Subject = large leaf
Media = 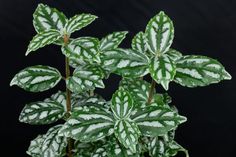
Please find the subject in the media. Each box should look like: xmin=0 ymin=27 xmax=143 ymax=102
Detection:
xmin=27 ymin=135 xmax=45 ymax=157
xmin=174 ymin=55 xmax=232 ymax=87
xmin=26 ymin=29 xmax=61 ymax=55
xmin=41 ymin=125 xmax=67 ymax=157
xmin=58 ymin=105 xmax=114 ymax=142
xmin=100 ymin=31 xmax=128 ymax=51
xmin=10 ymin=65 xmax=62 ymax=92
xmin=65 ymin=14 xmax=97 ymax=34
xmin=149 ymin=55 xmax=176 ymax=90
xmin=101 ymin=48 xmax=149 ymax=77
xmin=131 ymin=31 xmax=147 ymax=54
xmin=33 ymin=3 xmax=67 ymax=33
xmin=61 ymin=37 xmax=100 ymax=64
xmin=111 ymin=88 xmax=133 ymax=119
xmin=67 ymin=65 xmax=105 ymax=93
xmin=131 ymin=106 xmax=187 ymax=137
xmin=145 ymin=11 xmax=174 ymax=55
xmin=114 ymin=120 xmax=140 ymax=153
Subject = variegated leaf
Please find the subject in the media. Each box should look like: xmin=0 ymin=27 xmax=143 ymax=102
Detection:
xmin=100 ymin=31 xmax=128 ymax=51
xmin=148 ymin=137 xmax=165 ymax=157
xmin=10 ymin=65 xmax=62 ymax=92
xmin=58 ymin=105 xmax=114 ymax=142
xmin=131 ymin=31 xmax=147 ymax=54
xmin=33 ymin=3 xmax=67 ymax=33
xmin=65 ymin=13 xmax=97 ymax=34
xmin=27 ymin=135 xmax=45 ymax=157
xmin=101 ymin=48 xmax=149 ymax=78
xmin=26 ymin=29 xmax=61 ymax=55
xmin=111 ymin=88 xmax=133 ymax=119
xmin=67 ymin=65 xmax=105 ymax=93
xmin=145 ymin=11 xmax=174 ymax=55
xmin=131 ymin=106 xmax=187 ymax=137
xmin=91 ymin=146 xmax=107 ymax=157
xmin=174 ymin=55 xmax=232 ymax=87
xmin=42 ymin=125 xmax=67 ymax=157
xmin=61 ymin=37 xmax=100 ymax=64
xmin=166 ymin=141 xmax=188 ymax=157
xmin=149 ymin=55 xmax=176 ymax=90
xmin=165 ymin=49 xmax=183 ymax=62
xmin=114 ymin=120 xmax=140 ymax=153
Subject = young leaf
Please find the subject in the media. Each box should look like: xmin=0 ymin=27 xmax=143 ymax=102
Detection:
xmin=174 ymin=55 xmax=232 ymax=87
xmin=33 ymin=3 xmax=67 ymax=33
xmin=66 ymin=65 xmax=105 ymax=93
xmin=65 ymin=13 xmax=97 ymax=34
xmin=101 ymin=48 xmax=149 ymax=78
xmin=58 ymin=105 xmax=114 ymax=142
xmin=10 ymin=65 xmax=62 ymax=92
xmin=100 ymin=31 xmax=128 ymax=51
xmin=149 ymin=55 xmax=176 ymax=90
xmin=131 ymin=106 xmax=187 ymax=137
xmin=41 ymin=125 xmax=67 ymax=157
xmin=61 ymin=37 xmax=100 ymax=64
xmin=165 ymin=49 xmax=183 ymax=62
xmin=145 ymin=11 xmax=174 ymax=55
xmin=114 ymin=120 xmax=140 ymax=153
xmin=27 ymin=135 xmax=45 ymax=157
xmin=26 ymin=29 xmax=61 ymax=55
xmin=111 ymin=88 xmax=133 ymax=119
xmin=131 ymin=31 xmax=147 ymax=54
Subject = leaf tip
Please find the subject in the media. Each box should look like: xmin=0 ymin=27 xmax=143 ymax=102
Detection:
xmin=223 ymin=69 xmax=232 ymax=80
xmin=161 ymin=80 xmax=169 ymax=91
xmin=10 ymin=75 xmax=17 ymax=86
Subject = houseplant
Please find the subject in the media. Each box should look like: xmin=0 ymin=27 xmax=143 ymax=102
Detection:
xmin=10 ymin=3 xmax=231 ymax=157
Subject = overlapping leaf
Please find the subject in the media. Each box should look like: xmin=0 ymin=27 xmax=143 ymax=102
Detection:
xmin=58 ymin=105 xmax=114 ymax=142
xmin=131 ymin=31 xmax=147 ymax=54
xmin=165 ymin=49 xmax=183 ymax=62
xmin=174 ymin=55 xmax=232 ymax=87
xmin=27 ymin=135 xmax=45 ymax=157
xmin=10 ymin=65 xmax=62 ymax=92
xmin=131 ymin=106 xmax=187 ymax=137
xmin=149 ymin=55 xmax=176 ymax=90
xmin=101 ymin=48 xmax=149 ymax=77
xmin=100 ymin=31 xmax=128 ymax=51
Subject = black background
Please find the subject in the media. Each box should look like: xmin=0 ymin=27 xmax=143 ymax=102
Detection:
xmin=1 ymin=0 xmax=236 ymax=156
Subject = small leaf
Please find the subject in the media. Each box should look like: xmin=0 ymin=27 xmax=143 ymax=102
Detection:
xmin=41 ymin=125 xmax=67 ymax=157
xmin=91 ymin=146 xmax=107 ymax=157
xmin=165 ymin=49 xmax=183 ymax=62
xmin=174 ymin=55 xmax=232 ymax=87
xmin=66 ymin=65 xmax=105 ymax=93
xmin=148 ymin=137 xmax=165 ymax=157
xmin=114 ymin=120 xmax=140 ymax=153
xmin=131 ymin=31 xmax=147 ymax=54
xmin=27 ymin=135 xmax=45 ymax=157
xmin=100 ymin=31 xmax=128 ymax=51
xmin=111 ymin=88 xmax=133 ymax=119
xmin=58 ymin=105 xmax=114 ymax=142
xmin=65 ymin=13 xmax=97 ymax=34
xmin=101 ymin=48 xmax=149 ymax=78
xmin=145 ymin=11 xmax=174 ymax=55
xmin=61 ymin=37 xmax=100 ymax=64
xmin=10 ymin=65 xmax=62 ymax=92
xmin=166 ymin=141 xmax=188 ymax=157
xmin=33 ymin=3 xmax=67 ymax=33
xmin=149 ymin=55 xmax=176 ymax=90
xmin=26 ymin=29 xmax=61 ymax=55
xmin=131 ymin=106 xmax=187 ymax=137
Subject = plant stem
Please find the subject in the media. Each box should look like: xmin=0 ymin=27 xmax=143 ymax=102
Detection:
xmin=147 ymin=79 xmax=156 ymax=104
xmin=64 ymin=34 xmax=73 ymax=157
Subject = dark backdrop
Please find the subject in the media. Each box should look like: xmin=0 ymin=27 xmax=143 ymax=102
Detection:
xmin=1 ymin=0 xmax=235 ymax=156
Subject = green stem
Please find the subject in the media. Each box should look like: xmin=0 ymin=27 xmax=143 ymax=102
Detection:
xmin=147 ymin=79 xmax=156 ymax=104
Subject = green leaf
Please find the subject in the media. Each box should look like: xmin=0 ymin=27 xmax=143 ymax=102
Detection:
xmin=33 ymin=3 xmax=67 ymax=33
xmin=61 ymin=37 xmax=100 ymax=64
xmin=114 ymin=120 xmax=140 ymax=153
xmin=10 ymin=65 xmax=62 ymax=92
xmin=65 ymin=13 xmax=97 ymax=34
xmin=58 ymin=105 xmax=114 ymax=142
xmin=27 ymin=135 xmax=45 ymax=157
xmin=165 ymin=49 xmax=183 ymax=62
xmin=111 ymin=88 xmax=133 ymax=119
xmin=131 ymin=31 xmax=147 ymax=54
xmin=101 ymin=48 xmax=149 ymax=78
xmin=100 ymin=31 xmax=128 ymax=51
xmin=120 ymin=78 xmax=152 ymax=106
xmin=149 ymin=55 xmax=176 ymax=90
xmin=166 ymin=141 xmax=188 ymax=157
xmin=174 ymin=55 xmax=232 ymax=87
xmin=91 ymin=146 xmax=107 ymax=157
xmin=26 ymin=29 xmax=61 ymax=55
xmin=131 ymin=106 xmax=187 ymax=137
xmin=145 ymin=11 xmax=174 ymax=55
xmin=67 ymin=65 xmax=105 ymax=93
xmin=41 ymin=125 xmax=67 ymax=157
